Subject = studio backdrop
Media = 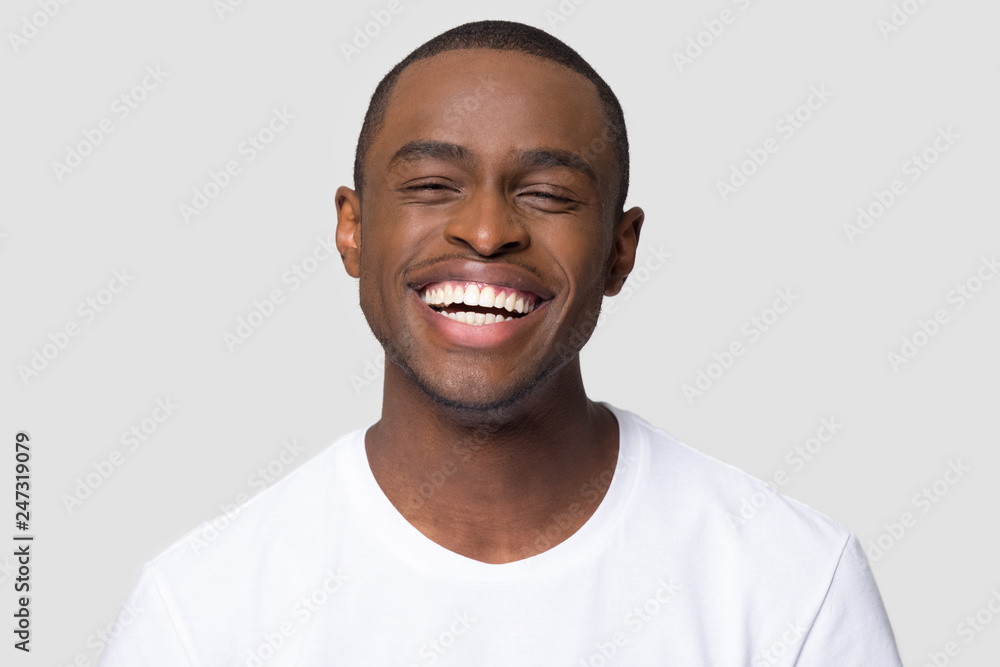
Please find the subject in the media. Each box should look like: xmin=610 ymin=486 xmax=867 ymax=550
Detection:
xmin=1 ymin=0 xmax=998 ymax=665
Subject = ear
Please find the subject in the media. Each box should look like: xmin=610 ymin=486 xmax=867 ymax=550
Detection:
xmin=604 ymin=206 xmax=644 ymax=296
xmin=335 ymin=186 xmax=362 ymax=279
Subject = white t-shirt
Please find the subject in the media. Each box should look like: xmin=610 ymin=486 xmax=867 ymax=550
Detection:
xmin=101 ymin=404 xmax=902 ymax=666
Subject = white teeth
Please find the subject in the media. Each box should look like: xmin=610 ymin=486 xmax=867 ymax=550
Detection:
xmin=504 ymin=292 xmax=516 ymax=311
xmin=423 ymin=282 xmax=541 ymax=323
xmin=480 ymin=286 xmax=495 ymax=308
xmin=439 ymin=310 xmax=512 ymax=326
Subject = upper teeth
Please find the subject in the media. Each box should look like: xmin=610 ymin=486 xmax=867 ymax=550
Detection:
xmin=421 ymin=282 xmax=535 ymax=314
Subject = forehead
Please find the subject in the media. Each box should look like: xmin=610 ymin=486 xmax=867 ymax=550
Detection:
xmin=373 ymin=48 xmax=610 ymax=176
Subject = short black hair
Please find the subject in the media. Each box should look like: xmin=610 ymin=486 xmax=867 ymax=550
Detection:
xmin=352 ymin=19 xmax=630 ymax=215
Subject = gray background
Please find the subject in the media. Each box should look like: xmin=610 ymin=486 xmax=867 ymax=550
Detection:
xmin=1 ymin=0 xmax=998 ymax=664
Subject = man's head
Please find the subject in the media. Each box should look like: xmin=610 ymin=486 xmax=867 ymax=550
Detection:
xmin=336 ymin=20 xmax=643 ymax=416
xmin=353 ymin=20 xmax=631 ymax=219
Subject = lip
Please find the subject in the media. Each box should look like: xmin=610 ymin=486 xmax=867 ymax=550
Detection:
xmin=406 ymin=259 xmax=554 ymax=349
xmin=407 ymin=259 xmax=555 ymax=302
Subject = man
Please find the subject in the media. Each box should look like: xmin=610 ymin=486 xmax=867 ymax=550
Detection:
xmin=102 ymin=20 xmax=903 ymax=665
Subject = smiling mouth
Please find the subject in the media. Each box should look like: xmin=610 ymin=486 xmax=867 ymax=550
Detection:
xmin=420 ymin=281 xmax=539 ymax=326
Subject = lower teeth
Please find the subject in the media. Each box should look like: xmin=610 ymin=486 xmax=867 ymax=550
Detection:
xmin=438 ymin=311 xmax=509 ymax=325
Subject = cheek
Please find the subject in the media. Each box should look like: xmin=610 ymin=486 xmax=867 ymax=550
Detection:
xmin=356 ymin=261 xmax=381 ymax=324
xmin=357 ymin=235 xmax=396 ymax=316
xmin=357 ymin=210 xmax=428 ymax=308
xmin=361 ymin=201 xmax=418 ymax=264
xmin=541 ymin=227 xmax=610 ymax=283
xmin=369 ymin=199 xmax=439 ymax=249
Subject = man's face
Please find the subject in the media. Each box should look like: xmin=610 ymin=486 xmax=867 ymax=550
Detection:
xmin=338 ymin=49 xmax=639 ymax=411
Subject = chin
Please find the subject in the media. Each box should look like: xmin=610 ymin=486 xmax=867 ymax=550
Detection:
xmin=420 ymin=375 xmax=533 ymax=413
xmin=398 ymin=359 xmax=544 ymax=415
xmin=372 ymin=318 xmax=564 ymax=416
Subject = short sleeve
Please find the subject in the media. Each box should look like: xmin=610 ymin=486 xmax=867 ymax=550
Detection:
xmin=99 ymin=567 xmax=194 ymax=667
xmin=794 ymin=535 xmax=903 ymax=666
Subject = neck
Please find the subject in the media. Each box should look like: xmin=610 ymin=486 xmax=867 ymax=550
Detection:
xmin=365 ymin=358 xmax=619 ymax=564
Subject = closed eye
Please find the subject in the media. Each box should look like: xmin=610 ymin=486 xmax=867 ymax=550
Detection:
xmin=397 ymin=181 xmax=462 ymax=206
xmin=525 ymin=192 xmax=572 ymax=202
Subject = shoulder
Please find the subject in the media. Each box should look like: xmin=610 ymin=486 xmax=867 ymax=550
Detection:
xmin=102 ymin=427 xmax=368 ymax=661
xmin=607 ymin=405 xmax=899 ymax=658
xmin=609 ymin=404 xmax=853 ymax=575
xmin=145 ymin=425 xmax=366 ymax=583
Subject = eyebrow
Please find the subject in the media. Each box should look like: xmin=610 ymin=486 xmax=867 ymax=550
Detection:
xmin=388 ymin=140 xmax=596 ymax=182
xmin=389 ymin=140 xmax=476 ymax=169
xmin=511 ymin=148 xmax=596 ymax=183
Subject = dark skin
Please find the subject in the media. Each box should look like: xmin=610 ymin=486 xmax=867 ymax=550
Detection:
xmin=335 ymin=49 xmax=644 ymax=564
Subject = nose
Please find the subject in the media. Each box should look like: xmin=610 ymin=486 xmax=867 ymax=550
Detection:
xmin=443 ymin=189 xmax=530 ymax=257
